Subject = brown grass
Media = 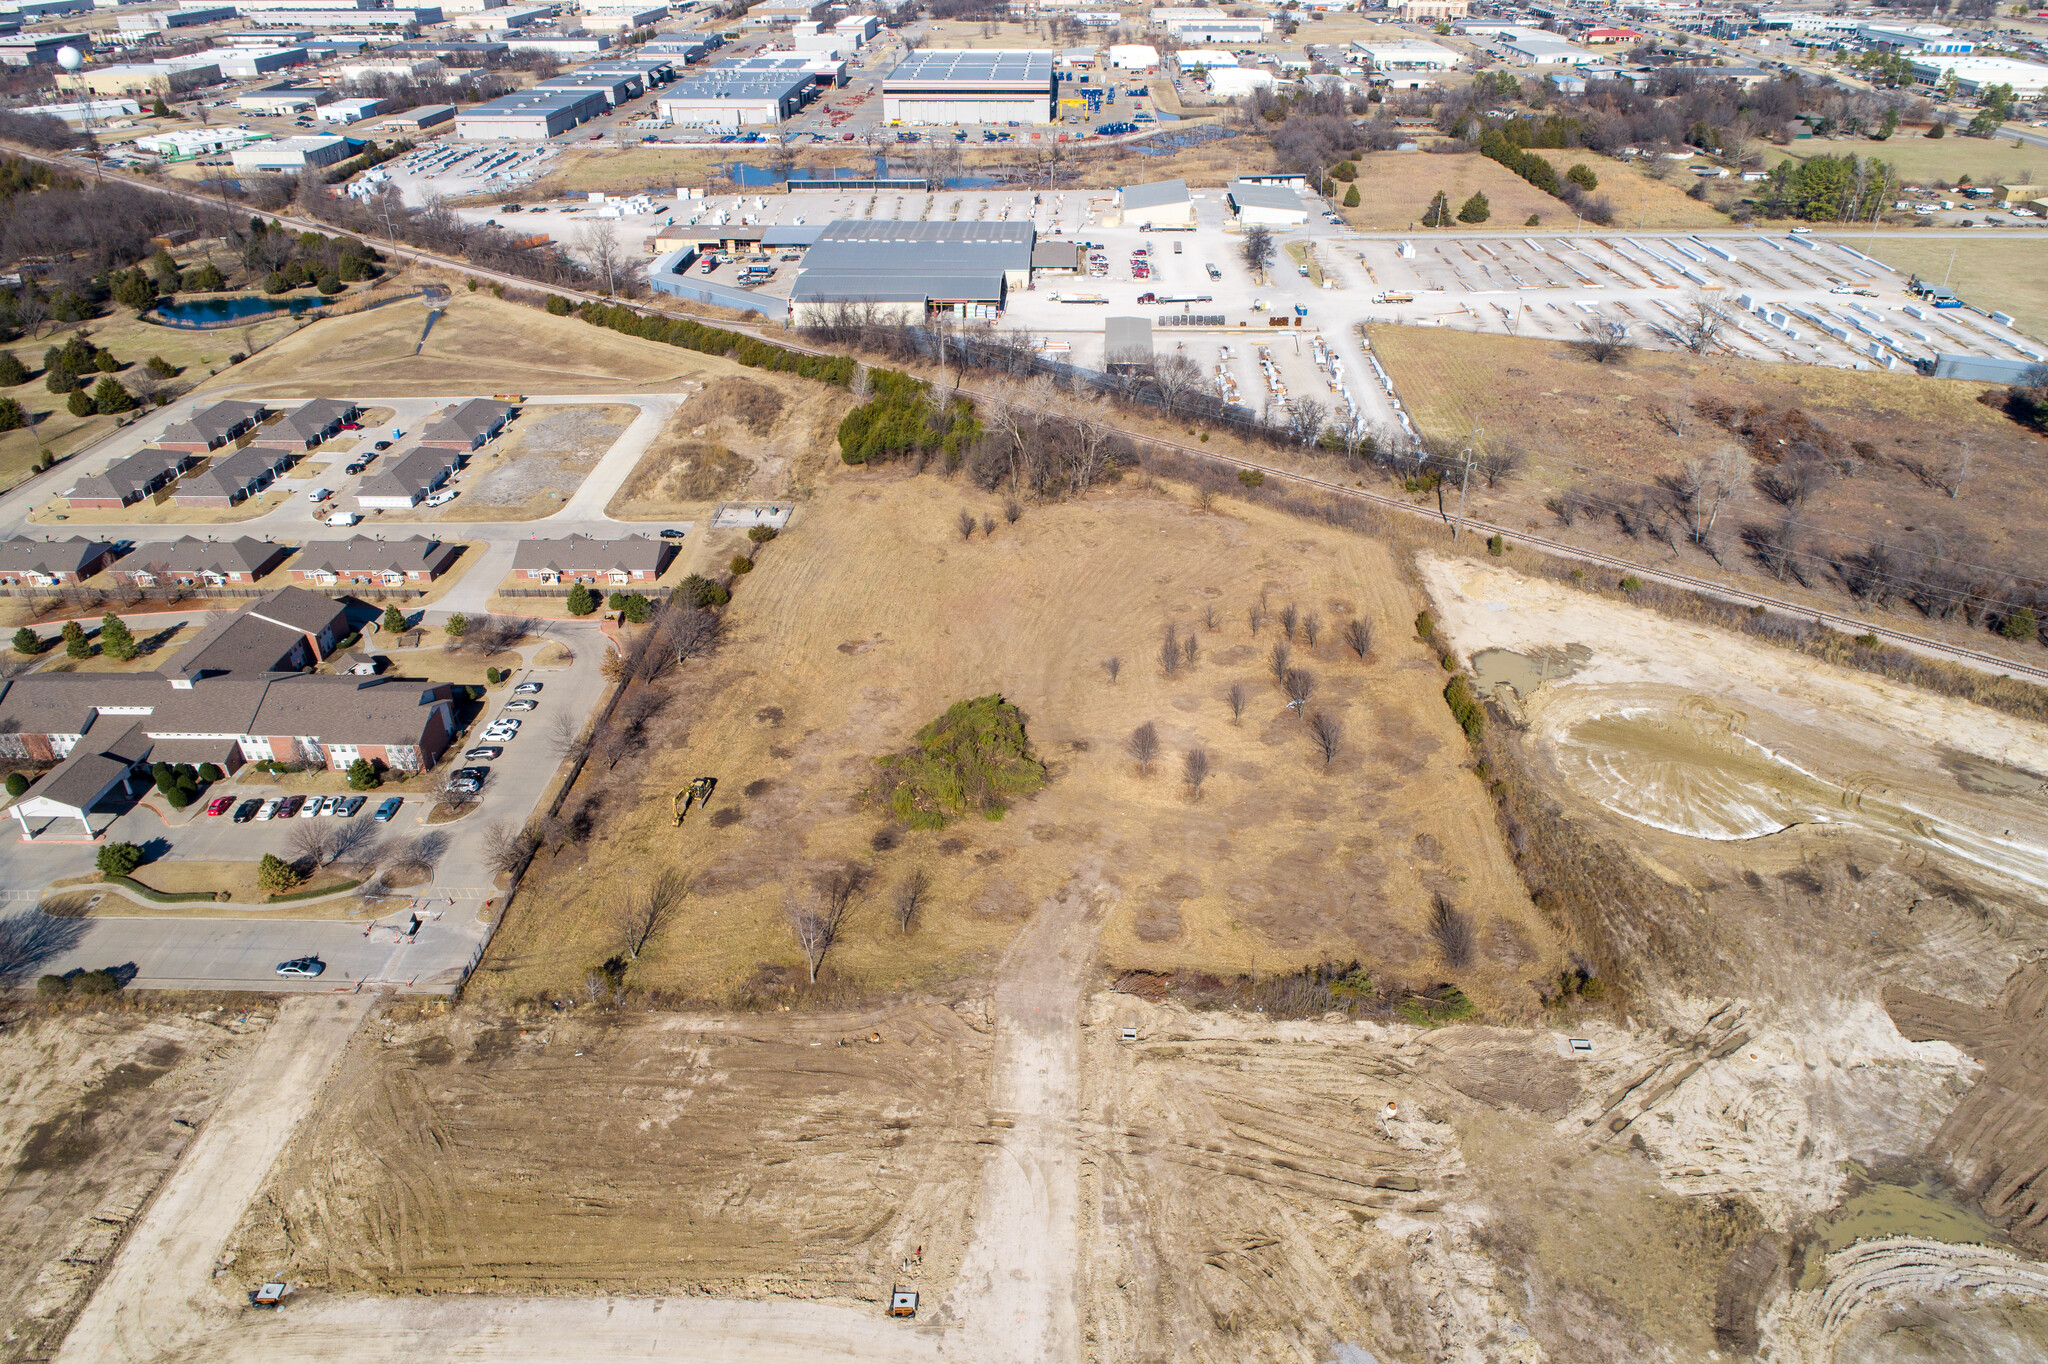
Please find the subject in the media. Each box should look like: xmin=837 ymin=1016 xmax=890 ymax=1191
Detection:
xmin=606 ymin=372 xmax=851 ymax=521
xmin=1366 ymin=322 xmax=2048 ymax=659
xmin=479 ymin=465 xmax=1558 ymax=1015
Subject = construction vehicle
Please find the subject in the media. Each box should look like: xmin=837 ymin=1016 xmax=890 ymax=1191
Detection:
xmin=673 ymin=776 xmax=717 ymax=826
xmin=888 ymin=1288 xmax=919 ymax=1318
xmin=251 ymin=1283 xmax=290 ymax=1309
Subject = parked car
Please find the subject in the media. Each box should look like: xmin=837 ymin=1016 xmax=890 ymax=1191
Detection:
xmin=345 ymin=461 xmax=368 ymax=475
xmin=513 ymin=681 xmax=543 ymax=694
xmin=503 ymin=699 xmax=537 ymax=713
xmin=257 ymin=797 xmax=283 ymax=820
xmin=425 ymin=489 xmax=457 ymax=507
xmin=464 ymin=746 xmax=503 ymax=761
xmin=339 ymin=795 xmax=365 ymax=817
xmin=233 ymin=799 xmax=262 ymax=823
xmin=318 ymin=795 xmax=339 ymax=816
xmin=374 ymin=440 xmax=392 ymax=451
xmin=277 ymin=795 xmax=304 ymax=818
xmin=373 ymin=796 xmax=403 ymax=822
xmin=308 ymin=487 xmax=332 ymax=503
xmin=206 ymin=795 xmax=234 ymax=817
xmin=275 ymin=957 xmax=325 ymax=978
xmin=660 ymin=527 xmax=685 ymax=539
xmin=298 ymin=795 xmax=322 ymax=818
xmin=487 ymin=716 xmax=521 ymax=731
xmin=449 ymin=767 xmax=489 ymax=794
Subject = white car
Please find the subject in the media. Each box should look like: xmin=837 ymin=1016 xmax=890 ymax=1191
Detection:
xmin=2013 ymin=207 xmax=2039 ymax=218
xmin=298 ymin=796 xmax=322 ymax=818
xmin=318 ymin=795 xmax=339 ymax=816
xmin=308 ymin=487 xmax=332 ymax=503
xmin=425 ymin=489 xmax=457 ymax=507
xmin=256 ymin=797 xmax=282 ymax=820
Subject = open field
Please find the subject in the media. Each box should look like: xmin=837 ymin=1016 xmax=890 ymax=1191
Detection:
xmin=378 ymin=404 xmax=635 ymax=523
xmin=1366 ymin=322 xmax=2048 ymax=665
xmin=606 ymin=374 xmax=852 ymax=521
xmin=1766 ymin=134 xmax=2045 ymax=186
xmin=1340 ymin=150 xmax=1728 ymax=232
xmin=1525 ymin=149 xmax=1734 ymax=229
xmin=1846 ymin=238 xmax=2048 ymax=342
xmin=486 ymin=464 xmax=1554 ymax=1010
xmin=0 ymin=1006 xmax=270 ymax=1363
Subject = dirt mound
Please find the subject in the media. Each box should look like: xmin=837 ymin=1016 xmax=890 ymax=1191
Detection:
xmin=1887 ymin=961 xmax=2048 ymax=1254
xmin=695 ymin=376 xmax=787 ymax=435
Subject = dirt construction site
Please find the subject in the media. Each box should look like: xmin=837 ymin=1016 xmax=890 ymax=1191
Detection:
xmin=8 ymin=375 xmax=2048 ymax=1363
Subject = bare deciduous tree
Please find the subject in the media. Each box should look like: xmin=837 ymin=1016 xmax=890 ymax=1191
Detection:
xmin=1428 ymin=893 xmax=1474 ymax=968
xmin=482 ymin=818 xmax=539 ymax=879
xmin=1283 ymin=668 xmax=1316 ymax=714
xmin=894 ymin=866 xmax=930 ymax=933
xmin=787 ymin=863 xmax=870 ymax=983
xmin=1004 ymin=497 xmax=1022 ymax=524
xmin=1239 ymin=224 xmax=1275 ymax=279
xmin=1247 ymin=601 xmax=1265 ymax=637
xmin=1581 ymin=314 xmax=1632 ymax=364
xmin=1126 ymin=721 xmax=1160 ymax=775
xmin=1673 ymin=290 xmax=1729 ymax=355
xmin=1181 ymin=633 xmax=1198 ymax=668
xmin=1307 ymin=711 xmax=1342 ymax=768
xmin=615 ymin=867 xmax=688 ymax=962
xmin=1343 ymin=618 xmax=1371 ymax=660
xmin=549 ymin=712 xmax=591 ymax=765
xmin=1160 ymin=622 xmax=1181 ymax=676
xmin=1102 ymin=655 xmax=1122 ymax=683
xmin=1280 ymin=603 xmax=1300 ymax=640
xmin=1203 ymin=605 xmax=1218 ymax=630
xmin=1226 ymin=680 xmax=1247 ymax=724
xmin=1182 ymin=748 xmax=1210 ymax=799
xmin=330 ymin=819 xmax=382 ymax=871
xmin=579 ymin=218 xmax=623 ymax=295
xmin=1268 ymin=640 xmax=1291 ymax=681
xmin=1301 ymin=612 xmax=1321 ymax=650
xmin=287 ymin=821 xmax=337 ymax=870
xmin=957 ymin=508 xmax=976 ymax=540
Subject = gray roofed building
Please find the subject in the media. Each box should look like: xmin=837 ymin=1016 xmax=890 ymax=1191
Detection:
xmin=247 ymin=584 xmax=351 ymax=643
xmin=356 ymin=447 xmax=459 ymax=507
xmin=416 ymin=398 xmax=513 ymax=451
xmin=332 ymin=650 xmax=382 ymax=675
xmin=63 ymin=448 xmax=198 ymax=508
xmin=158 ymin=399 xmax=268 ymax=451
xmin=1226 ymin=179 xmax=1309 ymax=226
xmin=9 ymin=719 xmax=153 ymax=839
xmin=269 ymin=398 xmax=361 ymax=449
xmin=289 ymin=536 xmax=462 ymax=583
xmin=114 ymin=535 xmax=291 ymax=585
xmin=248 ymin=675 xmax=455 ymax=751
xmin=1119 ymin=178 xmax=1191 ymax=216
xmin=1031 ymin=239 xmax=1082 ymax=274
xmin=790 ymin=220 xmax=1036 ymax=321
xmin=655 ymin=57 xmax=817 ymax=125
xmin=165 ymin=611 xmax=318 ymax=678
xmin=172 ymin=444 xmax=300 ymax=507
xmin=0 ymin=536 xmax=118 ymax=585
xmin=882 ymin=48 xmax=1056 ymax=124
xmin=512 ymin=533 xmax=672 ymax=582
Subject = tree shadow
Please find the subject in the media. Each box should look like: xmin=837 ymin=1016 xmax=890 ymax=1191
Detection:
xmin=0 ymin=912 xmax=89 ymax=985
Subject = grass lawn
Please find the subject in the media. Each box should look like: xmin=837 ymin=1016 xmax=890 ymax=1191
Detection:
xmin=1852 ymin=237 xmax=2048 ymax=343
xmin=30 ymin=622 xmax=199 ymax=674
xmin=1766 ymin=134 xmax=2047 ymax=186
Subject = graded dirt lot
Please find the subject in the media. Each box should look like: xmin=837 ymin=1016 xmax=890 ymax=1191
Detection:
xmin=0 ymin=1005 xmax=269 ymax=1363
xmin=1367 ymin=321 xmax=2048 ymax=666
xmin=392 ymin=403 xmax=635 ymax=522
xmin=606 ymin=374 xmax=853 ymax=521
xmin=488 ymin=467 xmax=1556 ymax=1013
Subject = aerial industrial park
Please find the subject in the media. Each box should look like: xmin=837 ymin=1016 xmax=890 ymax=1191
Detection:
xmin=0 ymin=0 xmax=2046 ymax=1361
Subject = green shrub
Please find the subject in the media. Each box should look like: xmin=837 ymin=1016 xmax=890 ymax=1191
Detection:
xmin=0 ymin=397 xmax=23 ymax=432
xmin=1525 ymin=214 xmax=1540 ymax=226
xmin=1398 ymin=986 xmax=1475 ymax=1027
xmin=1619 ymin=575 xmax=1642 ymax=593
xmin=1238 ymin=468 xmax=1264 ymax=488
xmin=682 ymin=574 xmax=729 ymax=609
xmin=66 ymin=389 xmax=93 ymax=418
xmin=199 ymin=763 xmax=224 ymax=783
xmin=2001 ymin=606 xmax=2037 ymax=642
xmin=258 ymin=853 xmax=301 ymax=894
xmin=1443 ymin=675 xmax=1484 ymax=744
xmin=70 ymin=968 xmax=119 ymax=996
xmin=12 ymin=625 xmax=42 ymax=654
xmin=97 ymin=842 xmax=144 ymax=877
xmin=1413 ymin=611 xmax=1433 ymax=641
xmin=37 ymin=974 xmax=67 ymax=998
xmin=0 ymin=351 xmax=26 ymax=386
xmin=728 ymin=554 xmax=754 ymax=575
xmin=545 ymin=294 xmax=572 ymax=315
xmin=747 ymin=525 xmax=777 ymax=544
xmin=565 ymin=582 xmax=597 ymax=616
xmin=5 ymin=772 xmax=27 ymax=798
xmin=347 ymin=758 xmax=379 ymax=790
xmin=485 ymin=666 xmax=501 ymax=685
xmin=878 ymin=694 xmax=1047 ymax=830
xmin=95 ymin=352 xmax=120 ymax=374
xmin=145 ymin=354 xmax=177 ymax=378
xmin=264 ymin=272 xmax=291 ymax=294
xmin=1486 ymin=533 xmax=1505 ymax=556
xmin=317 ymin=274 xmax=344 ymax=295
xmin=63 ymin=620 xmax=89 ymax=659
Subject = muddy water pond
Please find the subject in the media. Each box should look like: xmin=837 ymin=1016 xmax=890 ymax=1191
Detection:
xmin=1470 ymin=645 xmax=1590 ymax=701
xmin=1798 ymin=1171 xmax=2008 ymax=1289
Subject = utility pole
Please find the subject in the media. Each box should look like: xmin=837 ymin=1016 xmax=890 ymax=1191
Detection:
xmin=1451 ymin=424 xmax=1480 ymax=543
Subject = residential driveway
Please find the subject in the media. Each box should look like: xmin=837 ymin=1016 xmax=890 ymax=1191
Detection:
xmin=0 ymin=622 xmax=614 ymax=994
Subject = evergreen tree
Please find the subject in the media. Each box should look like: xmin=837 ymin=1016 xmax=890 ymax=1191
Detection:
xmin=347 ymin=758 xmax=380 ymax=790
xmin=12 ymin=625 xmax=41 ymax=655
xmin=93 ymin=376 xmax=135 ymax=415
xmin=99 ymin=612 xmax=137 ymax=662
xmin=1456 ymin=192 xmax=1491 ymax=223
xmin=67 ymin=389 xmax=93 ymax=418
xmin=1343 ymin=183 xmax=1360 ymax=208
xmin=381 ymin=604 xmax=407 ymax=634
xmin=566 ymin=582 xmax=597 ymax=616
xmin=444 ymin=612 xmax=467 ymax=640
xmin=0 ymin=398 xmax=23 ymax=432
xmin=1421 ymin=190 xmax=1452 ymax=227
xmin=62 ymin=620 xmax=88 ymax=658
xmin=1566 ymin=163 xmax=1599 ymax=191
xmin=0 ymin=352 xmax=26 ymax=386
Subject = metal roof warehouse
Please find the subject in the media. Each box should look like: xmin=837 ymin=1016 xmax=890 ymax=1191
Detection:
xmin=454 ymin=88 xmax=608 ymax=140
xmin=656 ymin=57 xmax=818 ymax=126
xmin=882 ymin=48 xmax=1056 ymax=124
xmin=789 ymin=220 xmax=1036 ymax=324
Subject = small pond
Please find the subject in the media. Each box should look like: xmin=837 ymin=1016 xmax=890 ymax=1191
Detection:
xmin=148 ymin=295 xmax=332 ymax=329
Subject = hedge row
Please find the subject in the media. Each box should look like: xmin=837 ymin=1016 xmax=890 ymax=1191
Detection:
xmin=576 ymin=302 xmax=862 ymax=387
xmin=105 ymin=874 xmax=219 ymax=904
xmin=267 ymin=878 xmax=360 ymax=904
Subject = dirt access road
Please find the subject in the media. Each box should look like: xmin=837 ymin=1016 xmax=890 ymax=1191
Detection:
xmin=60 ymin=876 xmax=1104 ymax=1364
xmin=55 ymin=994 xmax=375 ymax=1364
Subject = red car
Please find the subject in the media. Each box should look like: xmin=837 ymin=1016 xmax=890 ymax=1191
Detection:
xmin=205 ymin=795 xmax=234 ymax=816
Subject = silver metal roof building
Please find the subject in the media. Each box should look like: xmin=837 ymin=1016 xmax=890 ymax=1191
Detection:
xmin=1226 ymin=179 xmax=1310 ymax=226
xmin=882 ymin=48 xmax=1056 ymax=124
xmin=454 ymin=88 xmax=607 ymax=140
xmin=656 ymin=56 xmax=816 ymax=126
xmin=790 ymin=220 xmax=1038 ymax=323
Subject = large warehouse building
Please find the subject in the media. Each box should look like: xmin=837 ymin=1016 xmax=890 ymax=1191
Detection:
xmin=656 ymin=56 xmax=817 ymax=126
xmin=454 ymin=87 xmax=607 ymax=139
xmin=790 ymin=220 xmax=1037 ymax=323
xmin=882 ymin=49 xmax=1055 ymax=125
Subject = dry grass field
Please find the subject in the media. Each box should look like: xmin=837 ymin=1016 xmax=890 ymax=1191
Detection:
xmin=1766 ymin=134 xmax=2045 ymax=186
xmin=1339 ymin=151 xmax=1728 ymax=232
xmin=1367 ymin=322 xmax=2048 ymax=660
xmin=1856 ymin=238 xmax=2048 ymax=343
xmin=482 ymin=465 xmax=1557 ymax=1015
xmin=1524 ymin=149 xmax=1733 ymax=229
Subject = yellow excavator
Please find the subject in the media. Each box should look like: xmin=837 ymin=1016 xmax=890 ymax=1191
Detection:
xmin=673 ymin=776 xmax=717 ymax=826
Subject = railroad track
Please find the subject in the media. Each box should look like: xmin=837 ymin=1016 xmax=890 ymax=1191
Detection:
xmin=18 ymin=141 xmax=2046 ymax=688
